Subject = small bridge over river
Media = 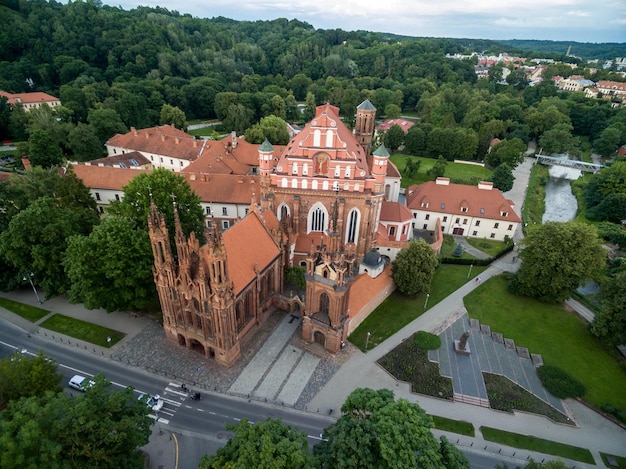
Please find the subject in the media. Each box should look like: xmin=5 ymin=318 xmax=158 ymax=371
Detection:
xmin=536 ymin=155 xmax=604 ymax=174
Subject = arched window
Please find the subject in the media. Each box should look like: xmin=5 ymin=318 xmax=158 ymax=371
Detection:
xmin=291 ymin=178 xmax=298 ymax=188
xmin=277 ymin=203 xmax=290 ymax=221
xmin=281 ymin=177 xmax=288 ymax=188
xmin=308 ymin=202 xmax=328 ymax=232
xmin=325 ymin=129 xmax=333 ymax=147
xmin=292 ymin=162 xmax=298 ymax=174
xmin=346 ymin=208 xmax=360 ymax=243
xmin=312 ymin=180 xmax=318 ymax=190
xmin=302 ymin=163 xmax=309 ymax=175
xmin=302 ymin=179 xmax=308 ymax=189
xmin=313 ymin=129 xmax=321 ymax=147
xmin=322 ymin=181 xmax=329 ymax=191
xmin=320 ymin=293 xmax=330 ymax=314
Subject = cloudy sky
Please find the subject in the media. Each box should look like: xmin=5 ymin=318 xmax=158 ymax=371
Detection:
xmin=102 ymin=0 xmax=626 ymax=44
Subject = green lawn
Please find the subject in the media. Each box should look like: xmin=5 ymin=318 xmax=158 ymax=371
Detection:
xmin=440 ymin=235 xmax=477 ymax=259
xmin=481 ymin=426 xmax=595 ymax=464
xmin=39 ymin=314 xmax=125 ymax=347
xmin=464 ymin=275 xmax=626 ymax=409
xmin=522 ymin=163 xmax=548 ymax=228
xmin=464 ymin=237 xmax=508 ymax=257
xmin=0 ymin=297 xmax=50 ymax=322
xmin=390 ymin=155 xmax=492 ymax=187
xmin=601 ymin=453 xmax=626 ymax=468
xmin=349 ymin=264 xmax=487 ymax=350
xmin=430 ymin=415 xmax=475 ymax=436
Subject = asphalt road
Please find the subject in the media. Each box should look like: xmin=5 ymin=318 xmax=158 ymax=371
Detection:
xmin=0 ymin=318 xmax=514 ymax=468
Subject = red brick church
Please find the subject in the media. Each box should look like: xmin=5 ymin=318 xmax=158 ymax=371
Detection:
xmin=148 ymin=101 xmax=399 ymax=365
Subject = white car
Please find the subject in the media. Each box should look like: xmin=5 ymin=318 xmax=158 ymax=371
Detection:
xmin=138 ymin=393 xmax=164 ymax=412
xmin=68 ymin=374 xmax=95 ymax=392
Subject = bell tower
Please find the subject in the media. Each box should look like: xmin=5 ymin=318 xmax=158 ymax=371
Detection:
xmin=354 ymin=99 xmax=376 ymax=157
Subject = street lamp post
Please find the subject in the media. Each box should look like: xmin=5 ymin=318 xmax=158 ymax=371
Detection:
xmin=424 ymin=293 xmax=430 ymax=310
xmin=467 ymin=264 xmax=474 ymax=279
xmin=365 ymin=331 xmax=371 ymax=351
xmin=23 ymin=272 xmax=41 ymax=304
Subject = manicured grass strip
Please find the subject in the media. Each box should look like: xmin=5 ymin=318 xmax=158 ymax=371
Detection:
xmin=440 ymin=235 xmax=478 ymax=259
xmin=522 ymin=163 xmax=548 ymax=228
xmin=390 ymin=154 xmax=493 ymax=187
xmin=0 ymin=297 xmax=50 ymax=322
xmin=600 ymin=453 xmax=626 ymax=468
xmin=464 ymin=237 xmax=508 ymax=257
xmin=349 ymin=264 xmax=488 ymax=350
xmin=40 ymin=314 xmax=125 ymax=347
xmin=481 ymin=426 xmax=595 ymax=464
xmin=430 ymin=415 xmax=475 ymax=436
xmin=464 ymin=275 xmax=626 ymax=410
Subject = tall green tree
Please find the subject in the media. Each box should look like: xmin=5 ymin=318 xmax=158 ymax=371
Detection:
xmin=199 ymin=418 xmax=315 ymax=469
xmin=244 ymin=115 xmax=290 ymax=145
xmin=314 ymin=388 xmax=469 ymax=469
xmin=87 ymin=108 xmax=127 ymax=144
xmin=0 ymin=196 xmax=98 ymax=297
xmin=107 ymin=168 xmax=205 ymax=248
xmin=0 ymin=351 xmax=61 ymax=410
xmin=67 ymin=123 xmax=103 ymax=162
xmin=589 ymin=270 xmax=626 ymax=347
xmin=27 ymin=129 xmax=64 ymax=168
xmin=64 ymin=216 xmax=156 ymax=312
xmin=510 ymin=222 xmax=606 ymax=303
xmin=484 ymin=138 xmax=526 ymax=169
xmin=159 ymin=104 xmax=187 ymax=130
xmin=383 ymin=124 xmax=405 ymax=152
xmin=491 ymin=164 xmax=514 ymax=192
xmin=0 ymin=375 xmax=151 ymax=469
xmin=392 ymin=238 xmax=439 ymax=296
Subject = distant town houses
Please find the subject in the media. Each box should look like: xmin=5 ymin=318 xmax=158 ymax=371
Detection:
xmin=0 ymin=90 xmax=61 ymax=112
xmin=446 ymin=52 xmax=626 ymax=106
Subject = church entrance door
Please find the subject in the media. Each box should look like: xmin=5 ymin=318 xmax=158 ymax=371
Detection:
xmin=314 ymin=331 xmax=325 ymax=346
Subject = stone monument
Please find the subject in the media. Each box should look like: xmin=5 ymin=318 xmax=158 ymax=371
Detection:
xmin=454 ymin=331 xmax=471 ymax=355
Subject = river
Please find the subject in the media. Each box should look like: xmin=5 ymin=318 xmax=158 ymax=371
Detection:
xmin=542 ymin=164 xmax=581 ymax=223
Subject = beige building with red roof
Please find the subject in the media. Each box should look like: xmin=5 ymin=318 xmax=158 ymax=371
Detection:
xmin=377 ymin=118 xmax=415 ymax=134
xmin=0 ymin=90 xmax=61 ymax=111
xmin=406 ymin=178 xmax=521 ymax=241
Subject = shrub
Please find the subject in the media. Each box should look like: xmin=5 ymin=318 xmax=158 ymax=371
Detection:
xmin=414 ymin=331 xmax=441 ymax=350
xmin=600 ymin=404 xmax=626 ymax=424
xmin=537 ymin=365 xmax=585 ymax=399
xmin=452 ymin=243 xmax=464 ymax=257
xmin=284 ymin=266 xmax=305 ymax=289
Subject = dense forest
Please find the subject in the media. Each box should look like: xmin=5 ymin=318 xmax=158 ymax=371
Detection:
xmin=1 ymin=0 xmax=625 ymax=166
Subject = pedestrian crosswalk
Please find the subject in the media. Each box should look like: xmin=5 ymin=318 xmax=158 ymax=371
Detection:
xmin=145 ymin=383 xmax=192 ymax=424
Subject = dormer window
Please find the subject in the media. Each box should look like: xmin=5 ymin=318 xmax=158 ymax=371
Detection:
xmin=461 ymin=207 xmax=468 ymax=212
xmin=480 ymin=208 xmax=485 ymax=214
xmin=501 ymin=211 xmax=508 ymax=217
xmin=441 ymin=203 xmax=445 ymax=209
xmin=421 ymin=202 xmax=429 ymax=208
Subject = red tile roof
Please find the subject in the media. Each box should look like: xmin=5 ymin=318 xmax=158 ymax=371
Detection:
xmin=71 ymin=164 xmax=149 ymax=190
xmin=348 ymin=266 xmax=394 ymax=319
xmin=85 ymin=151 xmax=151 ymax=168
xmin=222 ymin=212 xmax=281 ymax=295
xmin=377 ymin=119 xmax=415 ymax=133
xmin=181 ymin=135 xmax=261 ymax=175
xmin=406 ymin=180 xmax=521 ymax=222
xmin=106 ymin=125 xmax=204 ymax=162
xmin=379 ymin=201 xmax=413 ymax=223
xmin=0 ymin=90 xmax=60 ymax=105
xmin=386 ymin=160 xmax=401 ymax=178
xmin=184 ymin=174 xmax=259 ymax=204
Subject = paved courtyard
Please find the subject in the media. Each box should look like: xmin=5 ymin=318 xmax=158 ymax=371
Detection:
xmin=429 ymin=312 xmax=565 ymax=414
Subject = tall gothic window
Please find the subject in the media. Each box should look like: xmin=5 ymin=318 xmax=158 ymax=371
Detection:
xmin=320 ymin=293 xmax=330 ymax=314
xmin=346 ymin=208 xmax=360 ymax=243
xmin=308 ymin=203 xmax=328 ymax=232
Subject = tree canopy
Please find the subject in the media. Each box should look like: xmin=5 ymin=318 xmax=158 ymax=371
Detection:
xmin=0 ymin=374 xmax=151 ymax=469
xmin=199 ymin=418 xmax=315 ymax=469
xmin=510 ymin=222 xmax=606 ymax=303
xmin=314 ymin=388 xmax=469 ymax=469
xmin=392 ymin=239 xmax=439 ymax=296
xmin=64 ymin=216 xmax=157 ymax=312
